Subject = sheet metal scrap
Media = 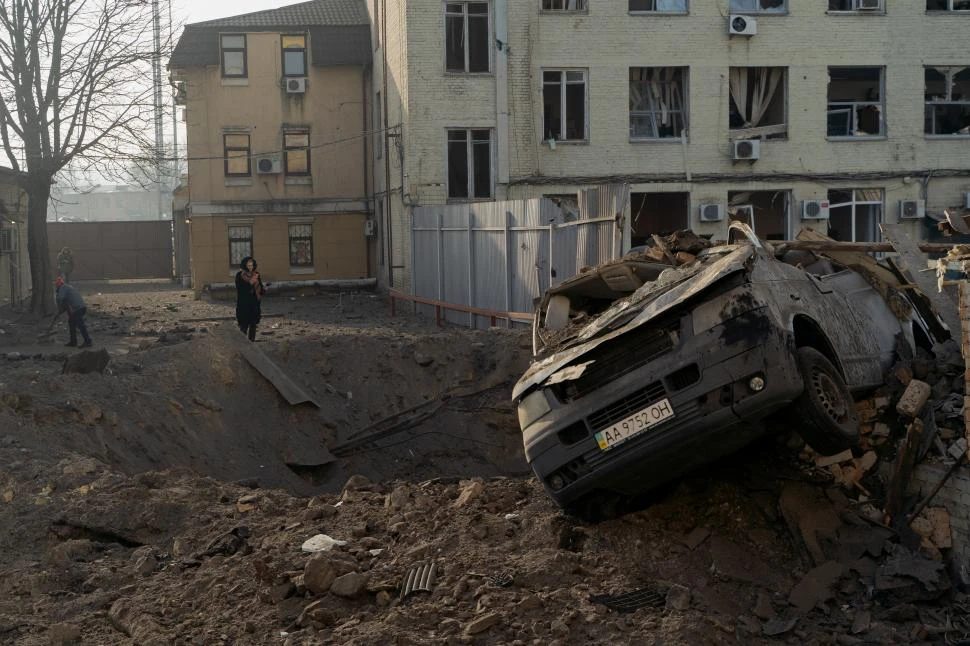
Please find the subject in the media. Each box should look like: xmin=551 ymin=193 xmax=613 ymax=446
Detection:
xmin=401 ymin=562 xmax=438 ymax=600
xmin=589 ymin=583 xmax=669 ymax=613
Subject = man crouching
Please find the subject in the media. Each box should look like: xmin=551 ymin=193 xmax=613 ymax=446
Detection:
xmin=53 ymin=276 xmax=93 ymax=348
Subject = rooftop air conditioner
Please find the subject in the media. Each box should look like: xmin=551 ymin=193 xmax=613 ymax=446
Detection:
xmin=699 ymin=203 xmax=724 ymax=223
xmin=802 ymin=200 xmax=830 ymax=220
xmin=286 ymin=77 xmax=307 ymax=94
xmin=256 ymin=155 xmax=282 ymax=174
xmin=729 ymin=15 xmax=757 ymax=36
xmin=854 ymin=0 xmax=882 ymax=10
xmin=733 ymin=139 xmax=760 ymax=161
xmin=899 ymin=199 xmax=925 ymax=220
xmin=364 ymin=219 xmax=377 ymax=237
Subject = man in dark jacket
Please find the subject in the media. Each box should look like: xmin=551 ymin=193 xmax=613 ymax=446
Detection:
xmin=53 ymin=276 xmax=93 ymax=348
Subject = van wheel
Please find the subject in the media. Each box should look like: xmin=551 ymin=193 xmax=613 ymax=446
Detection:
xmin=793 ymin=347 xmax=859 ymax=455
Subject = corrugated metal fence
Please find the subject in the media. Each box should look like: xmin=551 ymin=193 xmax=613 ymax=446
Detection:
xmin=411 ymin=185 xmax=629 ymax=327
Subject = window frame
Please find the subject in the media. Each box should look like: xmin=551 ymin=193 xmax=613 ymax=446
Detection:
xmin=281 ymin=34 xmax=308 ymax=78
xmin=826 ymin=188 xmax=884 ymax=243
xmin=542 ymin=68 xmax=589 ymax=143
xmin=283 ymin=129 xmax=311 ymax=176
xmin=220 ymin=33 xmax=248 ymax=79
xmin=541 ymin=0 xmax=588 ymax=14
xmin=728 ymin=66 xmax=789 ymax=140
xmin=827 ymin=0 xmax=886 ymax=13
xmin=629 ymin=66 xmax=689 ymax=141
xmin=728 ymin=0 xmax=788 ymax=14
xmin=228 ymin=224 xmax=253 ymax=267
xmin=288 ymin=222 xmax=314 ymax=267
xmin=924 ymin=66 xmax=970 ymax=137
xmin=628 ymin=0 xmax=688 ymax=14
xmin=223 ymin=133 xmax=252 ymax=177
xmin=444 ymin=1 xmax=492 ymax=75
xmin=826 ymin=66 xmax=886 ymax=140
xmin=927 ymin=0 xmax=970 ymax=11
xmin=446 ymin=128 xmax=494 ymax=201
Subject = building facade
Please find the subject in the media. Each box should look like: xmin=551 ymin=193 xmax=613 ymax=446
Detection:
xmin=0 ymin=167 xmax=29 ymax=308
xmin=370 ymin=0 xmax=970 ymax=290
xmin=170 ymin=0 xmax=374 ymax=290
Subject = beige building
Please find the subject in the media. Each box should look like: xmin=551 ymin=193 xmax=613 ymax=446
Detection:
xmin=0 ymin=167 xmax=29 ymax=308
xmin=170 ymin=0 xmax=374 ymax=290
xmin=370 ymin=0 xmax=970 ymax=291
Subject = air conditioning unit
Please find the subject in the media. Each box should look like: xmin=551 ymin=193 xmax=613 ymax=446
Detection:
xmin=733 ymin=139 xmax=761 ymax=161
xmin=699 ymin=203 xmax=724 ymax=223
xmin=286 ymin=77 xmax=307 ymax=94
xmin=729 ymin=15 xmax=757 ymax=37
xmin=899 ymin=199 xmax=925 ymax=220
xmin=802 ymin=200 xmax=830 ymax=220
xmin=364 ymin=219 xmax=377 ymax=237
xmin=733 ymin=205 xmax=755 ymax=221
xmin=854 ymin=0 xmax=882 ymax=10
xmin=256 ymin=155 xmax=282 ymax=174
xmin=964 ymin=191 xmax=970 ymax=209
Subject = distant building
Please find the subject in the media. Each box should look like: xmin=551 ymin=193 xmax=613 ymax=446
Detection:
xmin=0 ymin=167 xmax=29 ymax=308
xmin=169 ymin=0 xmax=373 ymax=291
xmin=48 ymin=184 xmax=172 ymax=222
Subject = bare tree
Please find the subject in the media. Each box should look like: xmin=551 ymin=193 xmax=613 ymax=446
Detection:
xmin=0 ymin=0 xmax=164 ymax=314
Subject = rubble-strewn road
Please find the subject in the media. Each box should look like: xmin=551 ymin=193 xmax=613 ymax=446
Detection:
xmin=0 ymin=283 xmax=968 ymax=645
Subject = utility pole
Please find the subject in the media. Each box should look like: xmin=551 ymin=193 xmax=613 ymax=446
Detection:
xmin=152 ymin=0 xmax=164 ymax=219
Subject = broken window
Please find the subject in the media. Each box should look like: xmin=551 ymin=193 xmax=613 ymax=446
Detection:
xmin=629 ymin=0 xmax=688 ymax=12
xmin=220 ymin=34 xmax=247 ymax=78
xmin=223 ymin=133 xmax=251 ymax=177
xmin=630 ymin=192 xmax=689 ymax=246
xmin=827 ymin=189 xmax=882 ymax=243
xmin=729 ymin=0 xmax=786 ymax=13
xmin=828 ymin=0 xmax=884 ymax=9
xmin=229 ymin=225 xmax=253 ymax=266
xmin=630 ymin=67 xmax=688 ymax=140
xmin=728 ymin=191 xmax=790 ymax=241
xmin=288 ymin=223 xmax=314 ymax=267
xmin=282 ymin=35 xmax=307 ymax=77
xmin=543 ymin=70 xmax=587 ymax=142
xmin=283 ymin=130 xmax=310 ymax=176
xmin=925 ymin=67 xmax=970 ymax=136
xmin=729 ymin=67 xmax=787 ymax=139
xmin=447 ymin=129 xmax=492 ymax=199
xmin=542 ymin=0 xmax=587 ymax=11
xmin=827 ymin=67 xmax=884 ymax=137
xmin=445 ymin=2 xmax=490 ymax=73
xmin=927 ymin=0 xmax=970 ymax=10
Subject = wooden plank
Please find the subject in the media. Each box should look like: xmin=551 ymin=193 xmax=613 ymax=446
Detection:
xmin=775 ymin=240 xmax=956 ymax=254
xmin=881 ymin=223 xmax=961 ymax=338
xmin=729 ymin=123 xmax=789 ymax=140
xmin=884 ymin=418 xmax=923 ymax=528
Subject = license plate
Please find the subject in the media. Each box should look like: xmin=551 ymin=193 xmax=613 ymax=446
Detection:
xmin=594 ymin=398 xmax=675 ymax=451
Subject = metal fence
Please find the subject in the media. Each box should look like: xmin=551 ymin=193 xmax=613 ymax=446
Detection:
xmin=47 ymin=220 xmax=174 ymax=281
xmin=411 ymin=185 xmax=629 ymax=327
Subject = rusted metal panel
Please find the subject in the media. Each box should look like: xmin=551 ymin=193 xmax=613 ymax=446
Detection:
xmin=47 ymin=221 xmax=173 ymax=280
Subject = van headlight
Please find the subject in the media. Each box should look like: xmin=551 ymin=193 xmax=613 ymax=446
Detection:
xmin=517 ymin=390 xmax=552 ymax=429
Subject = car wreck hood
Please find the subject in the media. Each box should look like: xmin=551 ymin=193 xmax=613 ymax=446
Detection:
xmin=513 ymin=244 xmax=755 ymax=400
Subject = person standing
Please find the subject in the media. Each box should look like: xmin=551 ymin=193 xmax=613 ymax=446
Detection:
xmin=56 ymin=247 xmax=75 ymax=284
xmin=53 ymin=276 xmax=93 ymax=348
xmin=235 ymin=256 xmax=264 ymax=341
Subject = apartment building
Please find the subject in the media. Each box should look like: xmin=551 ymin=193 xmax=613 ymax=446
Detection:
xmin=0 ymin=166 xmax=29 ymax=308
xmin=170 ymin=0 xmax=373 ymax=290
xmin=371 ymin=0 xmax=970 ymax=290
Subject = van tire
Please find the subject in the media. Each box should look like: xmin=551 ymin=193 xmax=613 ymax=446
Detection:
xmin=793 ymin=347 xmax=859 ymax=456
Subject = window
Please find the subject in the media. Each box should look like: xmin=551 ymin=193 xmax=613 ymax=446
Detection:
xmin=375 ymin=91 xmax=382 ymax=159
xmin=629 ymin=0 xmax=687 ymax=12
xmin=829 ymin=0 xmax=883 ymax=9
xmin=925 ymin=66 xmax=970 ymax=136
xmin=447 ymin=129 xmax=492 ymax=199
xmin=630 ymin=67 xmax=688 ymax=139
xmin=229 ymin=225 xmax=253 ymax=266
xmin=827 ymin=189 xmax=882 ymax=243
xmin=445 ymin=2 xmax=489 ymax=74
xmin=223 ymin=133 xmax=251 ymax=177
xmin=289 ymin=223 xmax=314 ymax=267
xmin=282 ymin=35 xmax=307 ymax=77
xmin=728 ymin=191 xmax=790 ymax=241
xmin=729 ymin=67 xmax=787 ymax=139
xmin=542 ymin=0 xmax=587 ymax=11
xmin=927 ymin=0 xmax=970 ymax=10
xmin=729 ymin=0 xmax=786 ymax=13
xmin=827 ymin=67 xmax=884 ymax=138
xmin=283 ymin=130 xmax=310 ymax=175
xmin=543 ymin=70 xmax=587 ymax=142
xmin=220 ymin=34 xmax=247 ymax=78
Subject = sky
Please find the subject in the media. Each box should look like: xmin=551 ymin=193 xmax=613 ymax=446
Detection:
xmin=177 ymin=0 xmax=302 ymax=24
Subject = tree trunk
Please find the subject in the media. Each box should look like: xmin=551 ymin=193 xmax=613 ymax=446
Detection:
xmin=26 ymin=175 xmax=53 ymax=315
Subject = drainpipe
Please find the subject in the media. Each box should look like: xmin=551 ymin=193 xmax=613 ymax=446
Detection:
xmin=362 ymin=65 xmax=372 ymax=279
xmin=495 ymin=0 xmax=509 ymax=192
xmin=381 ymin=0 xmax=394 ymax=287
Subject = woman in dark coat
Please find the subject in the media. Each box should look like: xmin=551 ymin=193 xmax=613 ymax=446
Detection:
xmin=235 ymin=256 xmax=264 ymax=341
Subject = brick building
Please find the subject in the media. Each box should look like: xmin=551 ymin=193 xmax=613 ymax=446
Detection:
xmin=370 ymin=0 xmax=970 ymax=290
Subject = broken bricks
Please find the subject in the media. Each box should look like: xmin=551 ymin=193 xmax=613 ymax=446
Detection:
xmin=896 ymin=380 xmax=932 ymax=418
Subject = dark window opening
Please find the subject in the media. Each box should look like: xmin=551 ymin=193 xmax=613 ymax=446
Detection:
xmin=630 ymin=0 xmax=687 ymax=11
xmin=543 ymin=0 xmax=587 ymax=11
xmin=447 ymin=129 xmax=492 ymax=199
xmin=630 ymin=67 xmax=688 ymax=139
xmin=445 ymin=2 xmax=489 ymax=73
xmin=223 ymin=133 xmax=251 ymax=177
xmin=827 ymin=189 xmax=882 ymax=243
xmin=543 ymin=70 xmax=587 ymax=141
xmin=927 ymin=0 xmax=970 ymax=10
xmin=925 ymin=67 xmax=970 ymax=135
xmin=220 ymin=34 xmax=247 ymax=78
xmin=729 ymin=0 xmax=786 ymax=13
xmin=728 ymin=190 xmax=790 ymax=241
xmin=630 ymin=192 xmax=689 ymax=247
xmin=827 ymin=67 xmax=884 ymax=137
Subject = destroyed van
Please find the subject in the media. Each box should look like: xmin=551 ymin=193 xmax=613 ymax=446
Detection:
xmin=513 ymin=223 xmax=942 ymax=517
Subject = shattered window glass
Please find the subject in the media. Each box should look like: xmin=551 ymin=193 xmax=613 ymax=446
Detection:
xmin=630 ymin=67 xmax=688 ymax=139
xmin=827 ymin=67 xmax=884 ymax=137
xmin=925 ymin=67 xmax=970 ymax=136
xmin=730 ymin=0 xmax=786 ymax=13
